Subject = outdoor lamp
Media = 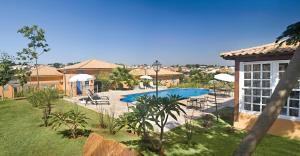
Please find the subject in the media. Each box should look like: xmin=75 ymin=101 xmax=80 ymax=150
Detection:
xmin=152 ymin=60 xmax=162 ymax=72
xmin=152 ymin=60 xmax=162 ymax=97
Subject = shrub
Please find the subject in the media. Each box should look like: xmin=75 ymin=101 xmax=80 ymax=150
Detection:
xmin=51 ymin=109 xmax=89 ymax=138
xmin=27 ymin=88 xmax=59 ymax=126
xmin=27 ymin=91 xmax=44 ymax=107
xmin=201 ymin=114 xmax=214 ymax=129
xmin=184 ymin=116 xmax=195 ymax=146
xmin=98 ymin=107 xmax=108 ymax=129
xmin=116 ymin=112 xmax=137 ymax=134
xmin=106 ymin=112 xmax=122 ymax=135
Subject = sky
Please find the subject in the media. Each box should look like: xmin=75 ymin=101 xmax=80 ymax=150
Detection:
xmin=0 ymin=0 xmax=299 ymax=66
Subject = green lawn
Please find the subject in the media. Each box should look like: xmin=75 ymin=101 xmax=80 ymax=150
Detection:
xmin=0 ymin=99 xmax=136 ymax=156
xmin=0 ymin=100 xmax=300 ymax=156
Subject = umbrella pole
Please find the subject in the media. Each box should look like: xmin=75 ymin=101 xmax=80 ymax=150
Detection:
xmin=214 ymin=81 xmax=218 ymax=121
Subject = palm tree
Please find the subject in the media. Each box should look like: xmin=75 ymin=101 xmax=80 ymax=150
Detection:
xmin=109 ymin=67 xmax=135 ymax=90
xmin=234 ymin=21 xmax=300 ymax=156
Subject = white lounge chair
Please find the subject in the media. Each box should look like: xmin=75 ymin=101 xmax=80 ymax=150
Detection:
xmin=87 ymin=89 xmax=109 ymax=99
xmin=149 ymin=81 xmax=156 ymax=89
xmin=139 ymin=82 xmax=145 ymax=89
xmin=86 ymin=89 xmax=110 ymax=105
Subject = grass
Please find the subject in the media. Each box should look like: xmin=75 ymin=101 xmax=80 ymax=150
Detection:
xmin=0 ymin=99 xmax=136 ymax=156
xmin=126 ymin=107 xmax=300 ymax=156
xmin=0 ymin=100 xmax=300 ymax=156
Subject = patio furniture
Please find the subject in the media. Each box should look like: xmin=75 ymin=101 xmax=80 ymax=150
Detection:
xmin=149 ymin=81 xmax=156 ymax=89
xmin=198 ymin=97 xmax=208 ymax=111
xmin=187 ymin=97 xmax=198 ymax=109
xmin=86 ymin=89 xmax=110 ymax=105
xmin=87 ymin=89 xmax=109 ymax=99
xmin=139 ymin=82 xmax=145 ymax=89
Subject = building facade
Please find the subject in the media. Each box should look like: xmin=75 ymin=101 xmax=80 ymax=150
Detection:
xmin=61 ymin=59 xmax=120 ymax=96
xmin=221 ymin=43 xmax=300 ymax=139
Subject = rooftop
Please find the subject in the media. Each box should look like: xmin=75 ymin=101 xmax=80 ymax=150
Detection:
xmin=30 ymin=65 xmax=63 ymax=77
xmin=64 ymin=59 xmax=120 ymax=70
xmin=220 ymin=42 xmax=298 ymax=60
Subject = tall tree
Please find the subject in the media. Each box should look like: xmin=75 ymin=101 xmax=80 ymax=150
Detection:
xmin=17 ymin=25 xmax=50 ymax=89
xmin=0 ymin=53 xmax=14 ymax=100
xmin=234 ymin=21 xmax=300 ymax=155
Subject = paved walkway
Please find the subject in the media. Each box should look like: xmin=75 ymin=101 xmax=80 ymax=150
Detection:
xmin=64 ymin=89 xmax=233 ymax=132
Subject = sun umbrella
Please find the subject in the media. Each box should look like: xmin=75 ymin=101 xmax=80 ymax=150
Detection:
xmin=69 ymin=74 xmax=95 ymax=82
xmin=214 ymin=74 xmax=234 ymax=82
xmin=140 ymin=75 xmax=153 ymax=80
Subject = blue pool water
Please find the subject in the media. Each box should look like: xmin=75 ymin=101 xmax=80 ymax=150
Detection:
xmin=120 ymin=88 xmax=210 ymax=103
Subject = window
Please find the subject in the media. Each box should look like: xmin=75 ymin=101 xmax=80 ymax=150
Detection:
xmin=242 ymin=63 xmax=271 ymax=112
xmin=278 ymin=63 xmax=299 ymax=117
xmin=241 ymin=61 xmax=300 ymax=119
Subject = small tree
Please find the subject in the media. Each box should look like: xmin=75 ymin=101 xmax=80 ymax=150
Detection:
xmin=0 ymin=53 xmax=14 ymax=100
xmin=117 ymin=95 xmax=154 ymax=139
xmin=51 ymin=109 xmax=89 ymax=138
xmin=15 ymin=68 xmax=31 ymax=96
xmin=131 ymin=95 xmax=154 ymax=139
xmin=27 ymin=88 xmax=59 ymax=126
xmin=41 ymin=88 xmax=59 ymax=126
xmin=150 ymin=95 xmax=186 ymax=153
xmin=27 ymin=91 xmax=44 ymax=107
xmin=17 ymin=25 xmax=50 ymax=89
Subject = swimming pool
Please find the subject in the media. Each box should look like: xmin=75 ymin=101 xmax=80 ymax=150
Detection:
xmin=120 ymin=88 xmax=210 ymax=103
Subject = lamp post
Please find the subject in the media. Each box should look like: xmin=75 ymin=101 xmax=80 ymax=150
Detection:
xmin=152 ymin=60 xmax=161 ymax=98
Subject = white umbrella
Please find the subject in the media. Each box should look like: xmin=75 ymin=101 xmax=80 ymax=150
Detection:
xmin=214 ymin=74 xmax=234 ymax=82
xmin=69 ymin=74 xmax=95 ymax=82
xmin=140 ymin=75 xmax=153 ymax=80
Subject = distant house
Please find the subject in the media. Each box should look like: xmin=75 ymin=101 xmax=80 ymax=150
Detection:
xmin=60 ymin=59 xmax=120 ymax=96
xmin=29 ymin=65 xmax=64 ymax=90
xmin=220 ymin=42 xmax=300 ymax=139
xmin=61 ymin=59 xmax=120 ymax=75
xmin=129 ymin=68 xmax=182 ymax=87
xmin=0 ymin=80 xmax=19 ymax=99
xmin=0 ymin=66 xmax=64 ymax=99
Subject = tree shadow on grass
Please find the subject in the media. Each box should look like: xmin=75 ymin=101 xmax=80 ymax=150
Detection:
xmin=57 ymin=129 xmax=92 ymax=138
xmin=121 ymin=115 xmax=245 ymax=156
xmin=162 ymin=116 xmax=244 ymax=156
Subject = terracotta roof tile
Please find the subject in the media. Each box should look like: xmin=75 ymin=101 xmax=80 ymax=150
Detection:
xmin=64 ymin=59 xmax=120 ymax=70
xmin=31 ymin=66 xmax=63 ymax=77
xmin=220 ymin=42 xmax=298 ymax=60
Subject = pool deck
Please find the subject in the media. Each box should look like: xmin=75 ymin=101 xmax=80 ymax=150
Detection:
xmin=64 ymin=88 xmax=233 ymax=132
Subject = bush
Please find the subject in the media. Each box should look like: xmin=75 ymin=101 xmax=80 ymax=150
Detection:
xmin=99 ymin=107 xmax=108 ymax=129
xmin=27 ymin=91 xmax=44 ymax=107
xmin=106 ymin=112 xmax=122 ymax=135
xmin=116 ymin=113 xmax=137 ymax=134
xmin=201 ymin=114 xmax=214 ymax=129
xmin=184 ymin=116 xmax=195 ymax=146
xmin=51 ymin=109 xmax=89 ymax=138
xmin=27 ymin=88 xmax=59 ymax=126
